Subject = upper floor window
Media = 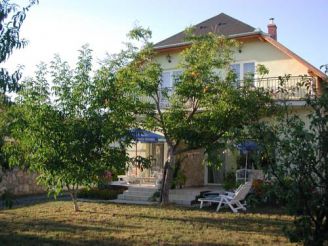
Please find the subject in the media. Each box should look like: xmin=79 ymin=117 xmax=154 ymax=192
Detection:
xmin=231 ymin=62 xmax=255 ymax=86
xmin=161 ymin=70 xmax=182 ymax=89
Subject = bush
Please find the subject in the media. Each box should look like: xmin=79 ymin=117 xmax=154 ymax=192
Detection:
xmin=223 ymin=171 xmax=239 ymax=190
xmin=246 ymin=179 xmax=287 ymax=208
xmin=1 ymin=190 xmax=14 ymax=209
xmin=172 ymin=169 xmax=187 ymax=189
xmin=148 ymin=190 xmax=160 ymax=202
xmin=77 ymin=186 xmax=127 ymax=200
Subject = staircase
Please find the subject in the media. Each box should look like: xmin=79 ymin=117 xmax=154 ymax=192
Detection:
xmin=116 ymin=185 xmax=158 ymax=204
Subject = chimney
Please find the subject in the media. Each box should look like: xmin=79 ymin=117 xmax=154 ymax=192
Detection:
xmin=267 ymin=18 xmax=277 ymax=40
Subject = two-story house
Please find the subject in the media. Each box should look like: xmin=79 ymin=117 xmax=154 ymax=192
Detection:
xmin=124 ymin=13 xmax=326 ymax=190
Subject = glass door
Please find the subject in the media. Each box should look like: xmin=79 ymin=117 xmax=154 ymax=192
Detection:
xmin=151 ymin=143 xmax=164 ymax=173
xmin=207 ymin=164 xmax=225 ymax=184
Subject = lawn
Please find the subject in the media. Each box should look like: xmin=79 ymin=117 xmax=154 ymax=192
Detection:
xmin=0 ymin=201 xmax=295 ymax=245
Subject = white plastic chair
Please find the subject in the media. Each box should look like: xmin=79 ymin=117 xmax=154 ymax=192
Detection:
xmin=198 ymin=182 xmax=252 ymax=213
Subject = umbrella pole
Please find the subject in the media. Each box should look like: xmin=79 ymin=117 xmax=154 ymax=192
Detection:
xmin=135 ymin=142 xmax=138 ymax=176
xmin=245 ymin=153 xmax=248 ymax=183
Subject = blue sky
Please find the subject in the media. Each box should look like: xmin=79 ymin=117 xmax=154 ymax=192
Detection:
xmin=5 ymin=0 xmax=328 ymax=77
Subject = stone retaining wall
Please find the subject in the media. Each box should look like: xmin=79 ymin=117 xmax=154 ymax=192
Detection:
xmin=180 ymin=149 xmax=205 ymax=187
xmin=0 ymin=167 xmax=45 ymax=196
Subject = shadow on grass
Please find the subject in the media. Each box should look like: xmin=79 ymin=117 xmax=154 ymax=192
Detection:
xmin=0 ymin=232 xmax=234 ymax=246
xmin=0 ymin=232 xmax=142 ymax=246
xmin=0 ymin=193 xmax=71 ymax=210
xmin=0 ymin=219 xmax=142 ymax=246
xmin=120 ymin=212 xmax=289 ymax=237
xmin=76 ymin=201 xmax=290 ymax=237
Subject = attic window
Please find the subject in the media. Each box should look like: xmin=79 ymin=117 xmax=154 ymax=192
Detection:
xmin=217 ymin=22 xmax=227 ymax=26
xmin=200 ymin=25 xmax=207 ymax=29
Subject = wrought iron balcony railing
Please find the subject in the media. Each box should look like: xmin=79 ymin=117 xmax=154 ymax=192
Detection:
xmin=138 ymin=76 xmax=316 ymax=108
xmin=250 ymin=76 xmax=315 ymax=100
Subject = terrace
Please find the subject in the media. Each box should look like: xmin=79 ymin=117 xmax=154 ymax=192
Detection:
xmin=143 ymin=76 xmax=317 ymax=108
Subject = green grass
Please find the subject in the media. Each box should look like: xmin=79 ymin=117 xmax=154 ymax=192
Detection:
xmin=0 ymin=201 xmax=295 ymax=245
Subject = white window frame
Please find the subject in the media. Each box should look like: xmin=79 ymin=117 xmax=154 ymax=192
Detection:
xmin=161 ymin=69 xmax=183 ymax=89
xmin=231 ymin=60 xmax=257 ymax=86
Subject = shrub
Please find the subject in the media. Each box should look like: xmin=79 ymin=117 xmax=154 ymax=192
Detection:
xmin=172 ymin=169 xmax=187 ymax=189
xmin=77 ymin=186 xmax=126 ymax=200
xmin=149 ymin=190 xmax=160 ymax=202
xmin=246 ymin=179 xmax=287 ymax=208
xmin=1 ymin=190 xmax=14 ymax=209
xmin=223 ymin=171 xmax=239 ymax=190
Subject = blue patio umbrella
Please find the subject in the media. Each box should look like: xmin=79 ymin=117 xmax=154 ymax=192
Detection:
xmin=236 ymin=140 xmax=259 ymax=182
xmin=236 ymin=140 xmax=259 ymax=154
xmin=130 ymin=128 xmax=166 ymax=143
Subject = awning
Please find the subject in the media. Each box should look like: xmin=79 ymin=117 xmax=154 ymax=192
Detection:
xmin=130 ymin=128 xmax=166 ymax=143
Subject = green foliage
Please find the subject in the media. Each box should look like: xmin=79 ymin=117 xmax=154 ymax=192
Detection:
xmin=77 ymin=187 xmax=126 ymax=200
xmin=0 ymin=0 xmax=37 ymax=171
xmin=129 ymin=155 xmax=152 ymax=171
xmin=171 ymin=158 xmax=186 ymax=189
xmin=0 ymin=0 xmax=38 ymax=103
xmin=5 ymin=45 xmax=134 ymax=211
xmin=222 ymin=171 xmax=238 ymax=190
xmin=249 ymin=78 xmax=328 ymax=245
xmin=172 ymin=169 xmax=187 ymax=189
xmin=112 ymin=26 xmax=274 ymax=204
xmin=256 ymin=64 xmax=270 ymax=78
xmin=245 ymin=180 xmax=288 ymax=209
xmin=1 ymin=190 xmax=14 ymax=208
xmin=149 ymin=189 xmax=161 ymax=202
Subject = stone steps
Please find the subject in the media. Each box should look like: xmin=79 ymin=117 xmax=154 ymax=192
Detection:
xmin=117 ymin=186 xmax=157 ymax=202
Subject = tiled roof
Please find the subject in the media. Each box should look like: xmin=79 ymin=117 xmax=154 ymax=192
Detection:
xmin=154 ymin=13 xmax=256 ymax=48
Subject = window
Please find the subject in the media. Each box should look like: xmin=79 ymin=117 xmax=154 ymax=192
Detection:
xmin=231 ymin=62 xmax=255 ymax=86
xmin=161 ymin=72 xmax=171 ymax=88
xmin=160 ymin=70 xmax=182 ymax=107
xmin=231 ymin=64 xmax=241 ymax=81
xmin=243 ymin=62 xmax=255 ymax=80
xmin=161 ymin=70 xmax=182 ymax=89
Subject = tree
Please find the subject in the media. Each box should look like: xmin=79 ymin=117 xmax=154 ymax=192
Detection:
xmin=249 ymin=77 xmax=328 ymax=245
xmin=0 ymin=0 xmax=38 ymax=103
xmin=5 ymin=45 xmax=134 ymax=211
xmin=0 ymin=0 xmax=37 ymax=173
xmin=115 ymin=27 xmax=273 ymax=204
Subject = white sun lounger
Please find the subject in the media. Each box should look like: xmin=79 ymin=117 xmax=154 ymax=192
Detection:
xmin=198 ymin=181 xmax=252 ymax=213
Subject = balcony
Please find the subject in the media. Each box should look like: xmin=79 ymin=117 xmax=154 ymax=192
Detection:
xmin=251 ymin=76 xmax=316 ymax=101
xmin=139 ymin=76 xmax=316 ymax=108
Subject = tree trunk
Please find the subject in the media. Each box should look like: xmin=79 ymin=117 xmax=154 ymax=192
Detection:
xmin=160 ymin=147 xmax=175 ymax=205
xmin=69 ymin=189 xmax=80 ymax=212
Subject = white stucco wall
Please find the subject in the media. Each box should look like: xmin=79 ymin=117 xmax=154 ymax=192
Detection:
xmin=155 ymin=39 xmax=310 ymax=77
xmin=233 ymin=40 xmax=309 ymax=77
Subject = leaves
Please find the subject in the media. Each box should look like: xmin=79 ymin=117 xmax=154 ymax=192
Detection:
xmin=5 ymin=45 xmax=134 ymax=202
xmin=0 ymin=0 xmax=38 ymax=102
xmin=249 ymin=80 xmax=328 ymax=245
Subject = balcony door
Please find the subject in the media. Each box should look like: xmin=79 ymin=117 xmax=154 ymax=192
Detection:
xmin=206 ymin=165 xmax=226 ymax=184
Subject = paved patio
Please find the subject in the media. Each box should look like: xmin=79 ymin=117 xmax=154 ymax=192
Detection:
xmin=114 ymin=183 xmax=224 ymax=206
